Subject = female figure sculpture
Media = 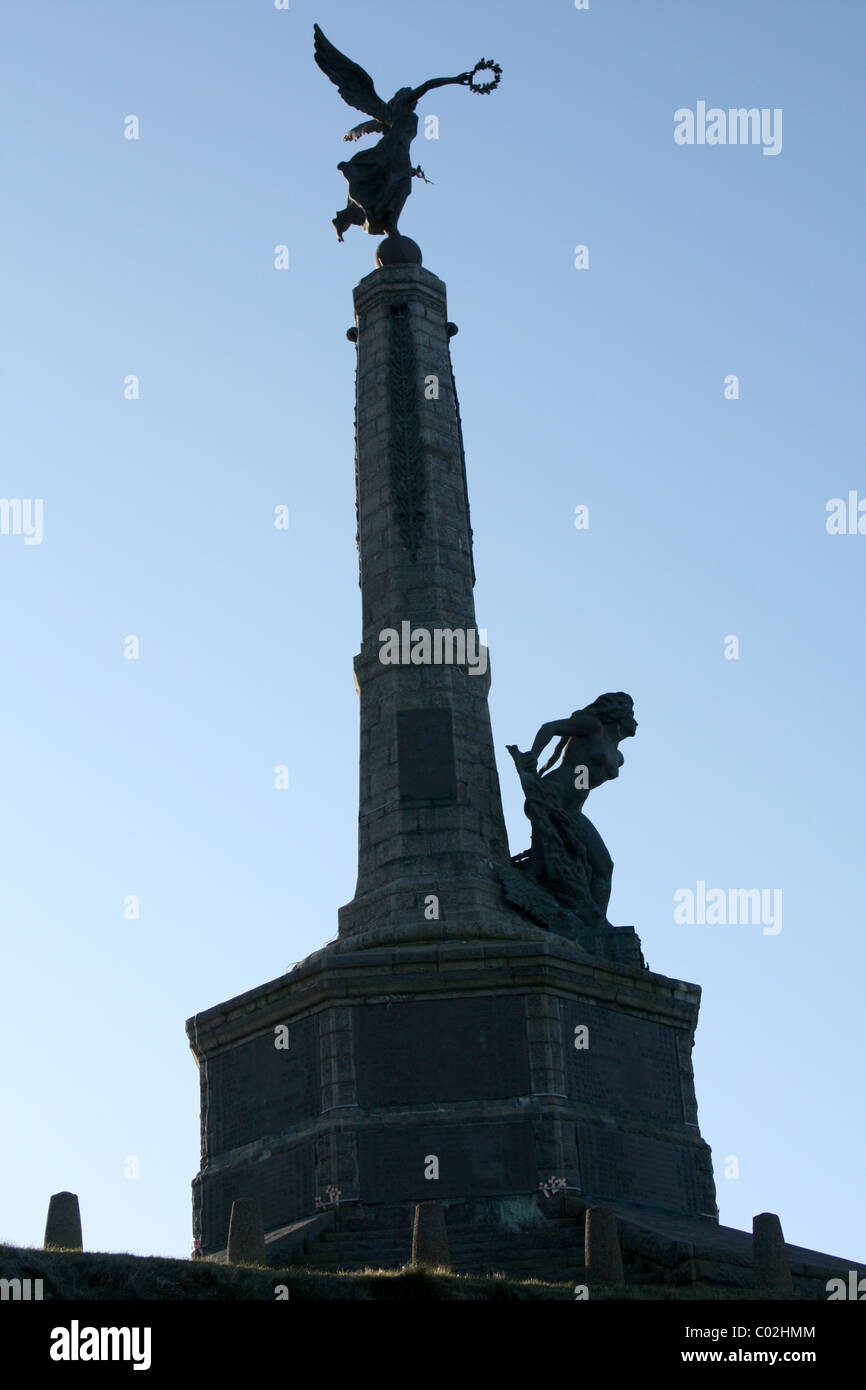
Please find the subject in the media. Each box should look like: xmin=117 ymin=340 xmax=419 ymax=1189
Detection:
xmin=507 ymin=694 xmax=637 ymax=928
xmin=314 ymin=25 xmax=500 ymax=241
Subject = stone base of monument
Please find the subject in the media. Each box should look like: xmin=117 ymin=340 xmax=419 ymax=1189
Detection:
xmin=186 ymin=929 xmax=718 ymax=1259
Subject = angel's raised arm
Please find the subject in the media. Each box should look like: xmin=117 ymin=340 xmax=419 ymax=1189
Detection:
xmin=409 ymin=73 xmax=472 ymax=103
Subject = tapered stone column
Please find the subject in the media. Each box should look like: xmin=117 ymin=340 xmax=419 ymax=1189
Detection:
xmin=338 ymin=265 xmax=525 ymax=942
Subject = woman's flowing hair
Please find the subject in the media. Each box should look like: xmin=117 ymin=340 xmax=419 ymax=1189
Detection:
xmin=579 ymin=692 xmax=634 ymax=726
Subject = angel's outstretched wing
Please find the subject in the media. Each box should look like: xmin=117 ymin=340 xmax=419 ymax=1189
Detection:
xmin=313 ymin=24 xmax=391 ymax=124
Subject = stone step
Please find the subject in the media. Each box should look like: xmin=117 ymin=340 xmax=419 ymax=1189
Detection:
xmin=304 ymin=1250 xmax=411 ymax=1266
xmin=303 ymin=1256 xmax=580 ymax=1275
xmin=454 ymin=1236 xmax=584 ymax=1251
xmin=301 ymin=1246 xmax=586 ymax=1273
xmin=317 ymin=1228 xmax=580 ymax=1249
xmin=293 ymin=1216 xmax=594 ymax=1277
xmin=406 ymin=1221 xmax=579 ymax=1238
xmin=310 ymin=1244 xmax=580 ymax=1261
xmin=309 ymin=1241 xmax=585 ymax=1260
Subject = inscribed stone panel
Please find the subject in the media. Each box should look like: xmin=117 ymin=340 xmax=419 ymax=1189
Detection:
xmin=576 ymin=1125 xmax=701 ymax=1213
xmin=355 ymin=996 xmax=529 ymax=1105
xmin=358 ymin=1120 xmax=535 ymax=1202
xmin=397 ymin=708 xmax=457 ymax=801
xmin=208 ymin=1014 xmax=320 ymax=1155
xmin=564 ymin=1001 xmax=683 ymax=1122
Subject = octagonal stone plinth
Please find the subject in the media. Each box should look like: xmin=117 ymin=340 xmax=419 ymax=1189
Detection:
xmin=186 ymin=929 xmax=717 ymax=1257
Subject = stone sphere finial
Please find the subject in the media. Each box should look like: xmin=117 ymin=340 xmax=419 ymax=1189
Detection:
xmin=375 ymin=234 xmax=423 ymax=268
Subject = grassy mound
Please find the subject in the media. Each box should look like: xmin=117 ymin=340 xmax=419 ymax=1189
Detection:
xmin=0 ymin=1244 xmax=816 ymax=1300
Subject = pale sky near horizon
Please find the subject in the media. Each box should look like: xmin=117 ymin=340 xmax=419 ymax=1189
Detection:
xmin=1 ymin=0 xmax=864 ymax=1267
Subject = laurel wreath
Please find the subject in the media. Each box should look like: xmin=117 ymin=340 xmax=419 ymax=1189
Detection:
xmin=468 ymin=59 xmax=502 ymax=95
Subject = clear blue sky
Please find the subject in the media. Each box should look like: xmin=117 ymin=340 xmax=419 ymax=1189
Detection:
xmin=1 ymin=0 xmax=863 ymax=1267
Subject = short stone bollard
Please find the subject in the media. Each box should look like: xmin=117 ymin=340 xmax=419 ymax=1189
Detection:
xmin=411 ymin=1201 xmax=451 ymax=1270
xmin=227 ymin=1198 xmax=267 ymax=1267
xmin=753 ymin=1212 xmax=793 ymax=1292
xmin=584 ymin=1205 xmax=624 ymax=1286
xmin=44 ymin=1192 xmax=83 ymax=1251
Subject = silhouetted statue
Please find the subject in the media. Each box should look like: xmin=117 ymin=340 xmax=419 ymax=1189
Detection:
xmin=313 ymin=24 xmax=501 ymax=242
xmin=505 ymin=694 xmax=637 ymax=935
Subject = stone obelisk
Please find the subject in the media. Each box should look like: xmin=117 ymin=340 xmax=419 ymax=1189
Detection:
xmin=338 ymin=257 xmax=531 ymax=946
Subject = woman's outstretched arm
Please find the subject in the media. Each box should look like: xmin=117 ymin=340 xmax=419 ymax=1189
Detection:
xmin=410 ymin=73 xmax=471 ymax=102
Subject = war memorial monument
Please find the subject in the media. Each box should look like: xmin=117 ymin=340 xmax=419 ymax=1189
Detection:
xmin=185 ymin=26 xmax=862 ymax=1292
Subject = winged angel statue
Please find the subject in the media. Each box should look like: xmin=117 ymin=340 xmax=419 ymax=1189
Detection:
xmin=313 ymin=24 xmax=501 ymax=242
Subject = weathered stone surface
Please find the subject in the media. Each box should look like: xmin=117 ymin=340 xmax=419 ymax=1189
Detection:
xmin=359 ymin=1120 xmax=535 ymax=1205
xmin=396 ymin=709 xmax=457 ymax=801
xmin=577 ymin=1126 xmax=708 ymax=1214
xmin=44 ymin=1191 xmax=82 ymax=1251
xmin=355 ymin=995 xmax=529 ymax=1105
xmin=564 ymin=1000 xmax=684 ymax=1122
xmin=187 ymin=936 xmax=716 ymax=1255
xmin=412 ymin=1202 xmax=451 ymax=1268
xmin=585 ymin=1205 xmax=624 ymax=1285
xmin=227 ymin=1198 xmax=267 ymax=1267
xmin=193 ymin=1140 xmax=316 ymax=1258
xmin=205 ymin=1013 xmax=320 ymax=1153
xmin=753 ymin=1211 xmax=793 ymax=1292
xmin=340 ymin=265 xmax=533 ymax=946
